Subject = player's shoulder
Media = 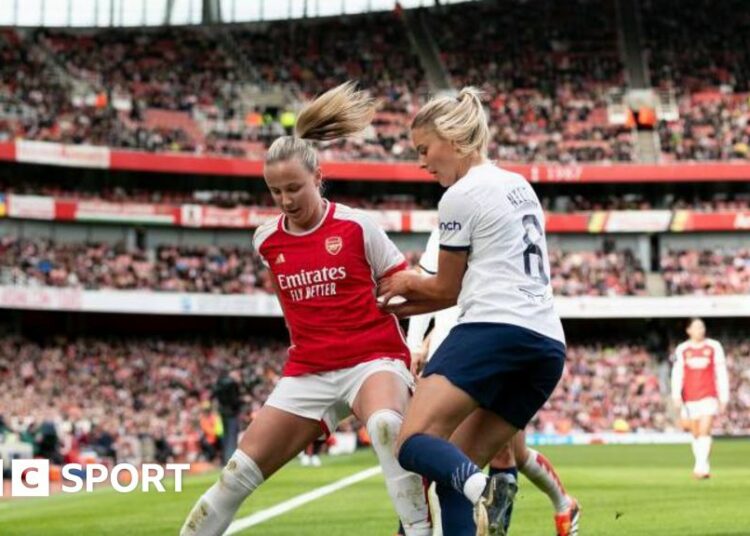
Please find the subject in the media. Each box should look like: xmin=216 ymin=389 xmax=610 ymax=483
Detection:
xmin=253 ymin=216 xmax=282 ymax=249
xmin=332 ymin=202 xmax=378 ymax=231
xmin=705 ymin=338 xmax=724 ymax=350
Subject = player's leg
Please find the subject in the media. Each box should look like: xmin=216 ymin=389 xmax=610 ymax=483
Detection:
xmin=694 ymin=411 xmax=715 ymax=478
xmin=180 ymin=405 xmax=323 ymax=535
xmin=514 ymin=431 xmax=580 ymax=536
xmin=444 ymin=409 xmax=519 ymax=536
xmin=350 ymin=363 xmax=432 ymax=536
xmin=488 ymin=443 xmax=517 ymax=534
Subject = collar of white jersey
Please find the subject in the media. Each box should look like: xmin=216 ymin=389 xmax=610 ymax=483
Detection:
xmin=280 ymin=199 xmax=332 ymax=237
xmin=461 ymin=160 xmax=496 ymax=180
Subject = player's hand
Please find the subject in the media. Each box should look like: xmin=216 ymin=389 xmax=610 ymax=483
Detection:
xmin=410 ymin=348 xmax=428 ymax=377
xmin=377 ymin=270 xmax=416 ymax=306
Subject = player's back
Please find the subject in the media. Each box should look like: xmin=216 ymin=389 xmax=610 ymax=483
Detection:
xmin=254 ymin=202 xmax=409 ymax=376
xmin=439 ymin=162 xmax=564 ymax=344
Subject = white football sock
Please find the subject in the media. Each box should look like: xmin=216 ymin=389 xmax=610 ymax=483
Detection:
xmin=463 ymin=472 xmax=489 ymax=505
xmin=696 ymin=436 xmax=712 ymax=475
xmin=691 ymin=437 xmax=701 ymax=473
xmin=519 ymin=448 xmax=571 ymax=513
xmin=367 ymin=409 xmax=432 ymax=536
xmin=180 ymin=449 xmax=264 ymax=536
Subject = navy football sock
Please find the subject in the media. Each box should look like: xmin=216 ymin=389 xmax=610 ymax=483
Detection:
xmin=398 ymin=433 xmax=484 ymax=497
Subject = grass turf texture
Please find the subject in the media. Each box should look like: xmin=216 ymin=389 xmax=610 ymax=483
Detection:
xmin=0 ymin=441 xmax=748 ymax=535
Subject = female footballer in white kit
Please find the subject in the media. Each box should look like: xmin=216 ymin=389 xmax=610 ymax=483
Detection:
xmin=408 ymin=229 xmax=579 ymax=536
xmin=180 ymin=82 xmax=431 ymax=536
xmin=379 ymin=87 xmax=567 ymax=536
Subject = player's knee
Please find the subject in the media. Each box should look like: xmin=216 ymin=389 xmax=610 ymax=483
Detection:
xmin=366 ymin=409 xmax=404 ymax=452
xmin=219 ymin=449 xmax=265 ymax=496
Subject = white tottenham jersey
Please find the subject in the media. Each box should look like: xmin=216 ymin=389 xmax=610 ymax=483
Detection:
xmin=419 ymin=228 xmax=460 ymax=358
xmin=438 ymin=162 xmax=565 ymax=344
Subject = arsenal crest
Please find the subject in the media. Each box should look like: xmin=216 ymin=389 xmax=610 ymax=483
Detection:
xmin=325 ymin=236 xmax=343 ymax=255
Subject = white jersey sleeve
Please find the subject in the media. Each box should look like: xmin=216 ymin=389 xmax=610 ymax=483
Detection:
xmin=418 ymin=229 xmax=440 ymax=274
xmin=711 ymin=339 xmax=730 ymax=404
xmin=437 ymin=188 xmax=479 ymax=251
xmin=671 ymin=344 xmax=685 ymax=402
xmin=252 ymin=218 xmax=280 ymax=268
xmin=334 ymin=205 xmax=406 ymax=279
xmin=406 ymin=230 xmax=440 ymax=350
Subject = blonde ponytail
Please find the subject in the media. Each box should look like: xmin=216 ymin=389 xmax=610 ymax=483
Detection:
xmin=411 ymin=87 xmax=490 ymax=156
xmin=266 ymin=81 xmax=377 ymax=171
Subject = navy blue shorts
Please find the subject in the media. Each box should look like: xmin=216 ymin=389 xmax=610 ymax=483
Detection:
xmin=423 ymin=322 xmax=565 ymax=430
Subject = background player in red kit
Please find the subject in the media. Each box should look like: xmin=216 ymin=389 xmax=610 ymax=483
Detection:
xmin=180 ymin=82 xmax=431 ymax=536
xmin=671 ymin=318 xmax=729 ymax=479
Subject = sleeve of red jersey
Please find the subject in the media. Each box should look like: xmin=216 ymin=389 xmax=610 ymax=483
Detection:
xmin=252 ymin=220 xmax=276 ymax=268
xmin=712 ymin=340 xmax=730 ymax=404
xmin=359 ymin=211 xmax=407 ymax=279
xmin=670 ymin=344 xmax=684 ymax=403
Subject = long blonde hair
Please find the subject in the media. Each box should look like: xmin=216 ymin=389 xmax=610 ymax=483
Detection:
xmin=265 ymin=81 xmax=377 ymax=171
xmin=411 ymin=87 xmax=489 ymax=156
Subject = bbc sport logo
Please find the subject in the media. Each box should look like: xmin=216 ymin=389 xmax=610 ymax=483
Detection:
xmin=0 ymin=459 xmax=190 ymax=497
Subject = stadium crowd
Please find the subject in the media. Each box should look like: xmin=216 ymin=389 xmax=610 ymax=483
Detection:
xmin=1 ymin=1 xmax=639 ymax=163
xmin=1 ymin=335 xmax=747 ymax=466
xmin=0 ymin=237 xmax=650 ymax=297
xmin=426 ymin=0 xmax=633 ymax=163
xmin=0 ymin=238 xmax=269 ymax=294
xmin=0 ymin=336 xmax=285 ymax=465
xmin=530 ymin=338 xmax=750 ymax=436
xmin=643 ymin=0 xmax=750 ymax=161
xmin=549 ymin=248 xmax=647 ymax=297
xmin=661 ymin=248 xmax=750 ymax=295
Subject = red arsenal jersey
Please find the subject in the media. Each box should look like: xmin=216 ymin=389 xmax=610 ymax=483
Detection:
xmin=671 ymin=339 xmax=728 ymax=403
xmin=253 ymin=202 xmax=410 ymax=376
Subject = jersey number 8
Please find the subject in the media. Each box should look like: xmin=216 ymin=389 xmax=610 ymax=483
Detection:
xmin=521 ymin=214 xmax=549 ymax=285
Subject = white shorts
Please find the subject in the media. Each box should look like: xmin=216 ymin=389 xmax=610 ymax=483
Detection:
xmin=681 ymin=397 xmax=719 ymax=420
xmin=264 ymin=357 xmax=414 ymax=434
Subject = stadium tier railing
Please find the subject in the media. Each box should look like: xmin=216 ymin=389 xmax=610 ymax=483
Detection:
xmin=2 ymin=140 xmax=750 ymax=183
xmin=0 ymin=286 xmax=748 ymax=318
xmin=2 ymin=194 xmax=749 ymax=233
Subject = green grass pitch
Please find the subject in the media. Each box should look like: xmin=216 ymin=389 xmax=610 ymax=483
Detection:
xmin=1 ymin=441 xmax=749 ymax=535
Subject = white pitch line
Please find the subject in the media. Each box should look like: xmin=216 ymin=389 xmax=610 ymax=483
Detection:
xmin=225 ymin=465 xmax=382 ymax=534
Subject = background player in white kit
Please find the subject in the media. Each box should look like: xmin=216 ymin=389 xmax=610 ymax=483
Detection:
xmin=671 ymin=318 xmax=729 ymax=479
xmin=407 ymin=229 xmax=579 ymax=536
xmin=180 ymin=82 xmax=431 ymax=536
xmin=378 ymin=88 xmax=567 ymax=536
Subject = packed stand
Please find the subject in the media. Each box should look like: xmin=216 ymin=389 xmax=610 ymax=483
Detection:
xmin=2 ymin=335 xmax=747 ymax=468
xmin=643 ymin=0 xmax=750 ymax=160
xmin=425 ymin=0 xmax=633 ymax=163
xmin=549 ymin=247 xmax=648 ymax=296
xmin=657 ymin=93 xmax=750 ymax=161
xmin=531 ymin=339 xmax=750 ymax=435
xmin=661 ymin=248 xmax=750 ymax=295
xmin=0 ymin=238 xmax=269 ymax=294
xmin=0 ymin=336 xmax=287 ymax=465
xmin=225 ymin=11 xmax=425 ymax=161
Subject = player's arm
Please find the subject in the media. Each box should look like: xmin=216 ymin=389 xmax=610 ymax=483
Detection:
xmin=713 ymin=341 xmax=730 ymax=411
xmin=379 ymin=250 xmax=467 ymax=311
xmin=378 ymin=190 xmax=472 ymax=307
xmin=670 ymin=346 xmax=685 ymax=407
